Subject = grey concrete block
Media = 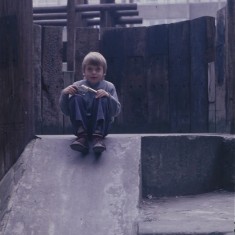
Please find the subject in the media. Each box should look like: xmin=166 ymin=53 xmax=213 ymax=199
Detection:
xmin=141 ymin=135 xmax=224 ymax=198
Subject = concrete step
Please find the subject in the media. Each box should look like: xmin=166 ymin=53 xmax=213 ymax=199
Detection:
xmin=0 ymin=135 xmax=141 ymax=235
xmin=137 ymin=191 xmax=234 ymax=235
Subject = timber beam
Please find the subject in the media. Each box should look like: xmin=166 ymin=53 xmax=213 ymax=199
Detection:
xmin=33 ymin=3 xmax=137 ymax=14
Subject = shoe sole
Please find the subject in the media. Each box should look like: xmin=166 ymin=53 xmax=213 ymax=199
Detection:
xmin=70 ymin=143 xmax=88 ymax=153
xmin=93 ymin=146 xmax=106 ymax=153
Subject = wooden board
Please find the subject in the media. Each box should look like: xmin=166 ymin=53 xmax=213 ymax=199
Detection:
xmin=168 ymin=20 xmax=191 ymax=132
xmin=0 ymin=0 xmax=34 ymax=180
xmin=146 ymin=24 xmax=170 ymax=132
xmin=41 ymin=26 xmax=64 ymax=134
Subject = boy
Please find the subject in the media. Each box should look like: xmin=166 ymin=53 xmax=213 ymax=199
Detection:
xmin=59 ymin=52 xmax=121 ymax=154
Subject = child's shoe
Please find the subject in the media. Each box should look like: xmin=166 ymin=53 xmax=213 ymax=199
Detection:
xmin=70 ymin=134 xmax=89 ymax=153
xmin=92 ymin=134 xmax=106 ymax=153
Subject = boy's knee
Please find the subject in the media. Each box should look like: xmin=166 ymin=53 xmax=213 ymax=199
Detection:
xmin=69 ymin=95 xmax=84 ymax=105
xmin=100 ymin=97 xmax=109 ymax=106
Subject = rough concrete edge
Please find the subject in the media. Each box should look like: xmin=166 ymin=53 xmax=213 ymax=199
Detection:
xmin=0 ymin=138 xmax=37 ymax=234
xmin=222 ymin=136 xmax=235 ymax=192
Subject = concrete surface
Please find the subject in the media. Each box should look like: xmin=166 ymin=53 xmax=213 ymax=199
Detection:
xmin=0 ymin=134 xmax=234 ymax=235
xmin=137 ymin=191 xmax=234 ymax=235
xmin=0 ymin=135 xmax=141 ymax=235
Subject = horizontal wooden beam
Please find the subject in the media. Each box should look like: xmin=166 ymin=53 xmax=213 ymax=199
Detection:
xmin=33 ymin=20 xmax=67 ymax=26
xmin=115 ymin=10 xmax=139 ymax=17
xmin=81 ymin=11 xmax=100 ymax=19
xmin=34 ymin=17 xmax=142 ymax=27
xmin=33 ymin=6 xmax=67 ymax=14
xmin=76 ymin=3 xmax=137 ymax=12
xmin=118 ymin=16 xmax=142 ymax=24
xmin=86 ymin=16 xmax=142 ymax=26
xmin=33 ymin=3 xmax=137 ymax=14
xmin=33 ymin=13 xmax=67 ymax=20
xmin=33 ymin=10 xmax=139 ymax=21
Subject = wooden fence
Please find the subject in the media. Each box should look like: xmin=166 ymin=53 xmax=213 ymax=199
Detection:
xmin=0 ymin=0 xmax=34 ymax=180
xmin=33 ymin=15 xmax=235 ymax=134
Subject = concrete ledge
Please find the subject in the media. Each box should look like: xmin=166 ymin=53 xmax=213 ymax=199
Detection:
xmin=141 ymin=134 xmax=235 ymax=198
xmin=222 ymin=137 xmax=235 ymax=191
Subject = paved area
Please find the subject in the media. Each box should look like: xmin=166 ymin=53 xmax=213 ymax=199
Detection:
xmin=0 ymin=135 xmax=141 ymax=235
xmin=137 ymin=191 xmax=235 ymax=235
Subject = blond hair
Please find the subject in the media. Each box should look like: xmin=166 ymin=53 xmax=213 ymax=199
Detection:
xmin=82 ymin=52 xmax=107 ymax=74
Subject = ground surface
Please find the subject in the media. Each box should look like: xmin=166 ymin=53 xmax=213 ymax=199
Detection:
xmin=0 ymin=134 xmax=234 ymax=235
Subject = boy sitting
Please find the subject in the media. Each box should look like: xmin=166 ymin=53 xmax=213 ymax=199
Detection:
xmin=59 ymin=52 xmax=121 ymax=154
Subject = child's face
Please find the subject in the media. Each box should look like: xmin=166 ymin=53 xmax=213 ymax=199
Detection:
xmin=84 ymin=64 xmax=105 ymax=85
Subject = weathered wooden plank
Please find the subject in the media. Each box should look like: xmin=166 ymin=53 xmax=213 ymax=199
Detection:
xmin=41 ymin=26 xmax=64 ymax=134
xmin=190 ymin=17 xmax=213 ymax=132
xmin=215 ymin=7 xmax=227 ymax=132
xmin=0 ymin=0 xmax=34 ymax=180
xmin=226 ymin=1 xmax=235 ymax=134
xmin=208 ymin=62 xmax=216 ymax=132
xmin=62 ymin=71 xmax=74 ymax=134
xmin=146 ymin=24 xmax=170 ymax=132
xmin=100 ymin=28 xmax=126 ymax=131
xmin=67 ymin=0 xmax=76 ymax=71
xmin=169 ymin=20 xmax=191 ymax=132
xmin=33 ymin=24 xmax=42 ymax=134
xmin=121 ymin=27 xmax=147 ymax=132
xmin=100 ymin=0 xmax=115 ymax=28
xmin=75 ymin=27 xmax=99 ymax=81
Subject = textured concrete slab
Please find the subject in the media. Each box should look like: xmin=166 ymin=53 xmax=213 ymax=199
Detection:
xmin=0 ymin=135 xmax=141 ymax=235
xmin=137 ymin=191 xmax=235 ymax=235
xmin=0 ymin=134 xmax=234 ymax=235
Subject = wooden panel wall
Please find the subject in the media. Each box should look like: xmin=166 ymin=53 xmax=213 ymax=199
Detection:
xmin=35 ymin=16 xmax=234 ymax=135
xmin=0 ymin=0 xmax=34 ymax=180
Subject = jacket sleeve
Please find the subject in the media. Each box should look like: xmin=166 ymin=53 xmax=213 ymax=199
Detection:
xmin=107 ymin=84 xmax=121 ymax=118
xmin=59 ymin=92 xmax=70 ymax=116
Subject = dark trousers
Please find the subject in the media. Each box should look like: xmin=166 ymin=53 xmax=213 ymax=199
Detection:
xmin=68 ymin=95 xmax=112 ymax=137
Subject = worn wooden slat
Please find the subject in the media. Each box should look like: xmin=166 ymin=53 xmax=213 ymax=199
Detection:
xmin=67 ymin=0 xmax=76 ymax=71
xmin=100 ymin=28 xmax=126 ymax=92
xmin=215 ymin=7 xmax=227 ymax=132
xmin=62 ymin=71 xmax=74 ymax=134
xmin=226 ymin=1 xmax=235 ymax=134
xmin=0 ymin=0 xmax=34 ymax=180
xmin=100 ymin=28 xmax=126 ymax=131
xmin=121 ymin=27 xmax=147 ymax=132
xmin=75 ymin=27 xmax=99 ymax=81
xmin=208 ymin=62 xmax=216 ymax=132
xmin=169 ymin=20 xmax=191 ymax=132
xmin=190 ymin=17 xmax=213 ymax=132
xmin=33 ymin=24 xmax=42 ymax=134
xmin=146 ymin=24 xmax=170 ymax=132
xmin=41 ymin=26 xmax=64 ymax=134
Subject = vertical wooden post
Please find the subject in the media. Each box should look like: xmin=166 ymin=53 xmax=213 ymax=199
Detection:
xmin=67 ymin=0 xmax=75 ymax=71
xmin=0 ymin=0 xmax=34 ymax=179
xmin=226 ymin=0 xmax=235 ymax=133
xmin=100 ymin=0 xmax=115 ymax=28
xmin=75 ymin=0 xmax=86 ymax=27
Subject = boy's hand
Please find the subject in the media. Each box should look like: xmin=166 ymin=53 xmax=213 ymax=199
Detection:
xmin=96 ymin=89 xmax=110 ymax=98
xmin=62 ymin=85 xmax=78 ymax=95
